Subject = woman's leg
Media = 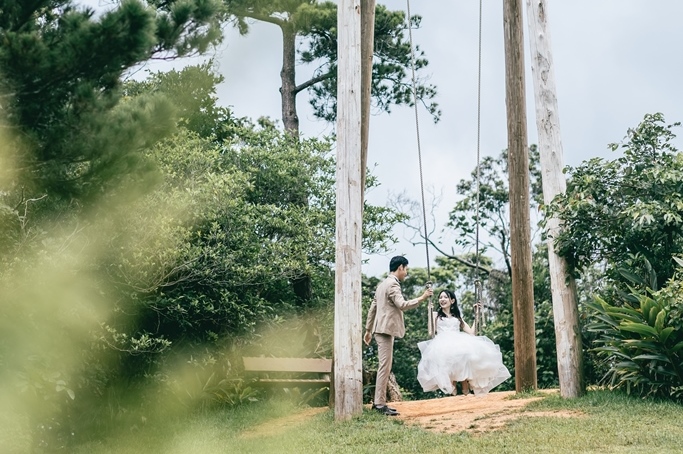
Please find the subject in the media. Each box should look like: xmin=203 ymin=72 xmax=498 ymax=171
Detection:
xmin=461 ymin=380 xmax=470 ymax=395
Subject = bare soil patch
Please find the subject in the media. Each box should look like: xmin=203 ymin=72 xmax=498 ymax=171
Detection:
xmin=392 ymin=389 xmax=583 ymax=434
xmin=239 ymin=389 xmax=583 ymax=438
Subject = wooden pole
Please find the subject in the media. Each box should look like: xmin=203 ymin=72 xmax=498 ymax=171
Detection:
xmin=502 ymin=0 xmax=537 ymax=391
xmin=334 ymin=0 xmax=363 ymax=420
xmin=525 ymin=0 xmax=584 ymax=398
xmin=360 ymin=0 xmax=375 ymax=198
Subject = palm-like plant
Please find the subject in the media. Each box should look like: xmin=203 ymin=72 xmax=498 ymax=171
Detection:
xmin=586 ymin=258 xmax=683 ymax=401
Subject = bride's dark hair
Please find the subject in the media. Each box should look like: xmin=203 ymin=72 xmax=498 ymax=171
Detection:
xmin=436 ymin=289 xmax=463 ymax=322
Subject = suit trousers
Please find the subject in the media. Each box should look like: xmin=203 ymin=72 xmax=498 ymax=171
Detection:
xmin=373 ymin=332 xmax=395 ymax=407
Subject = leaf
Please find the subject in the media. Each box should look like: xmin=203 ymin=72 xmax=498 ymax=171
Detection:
xmin=643 ymin=298 xmax=660 ymax=326
xmin=619 ymin=322 xmax=658 ymax=337
xmin=659 ymin=327 xmax=675 ymax=344
xmin=673 ymin=256 xmax=683 ymax=268
xmin=632 ymin=354 xmax=670 ymax=363
xmin=640 ymin=298 xmax=656 ymax=325
xmin=606 ymin=305 xmax=641 ymax=318
xmin=621 ymin=339 xmax=659 ymax=351
xmin=586 ymin=315 xmax=619 ymax=329
xmin=618 ymin=269 xmax=647 ymax=286
xmin=613 ymin=361 xmax=640 ymax=371
xmin=654 ymin=309 xmax=666 ymax=332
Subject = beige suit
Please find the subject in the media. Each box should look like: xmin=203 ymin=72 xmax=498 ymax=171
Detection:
xmin=366 ymin=275 xmax=422 ymax=406
xmin=366 ymin=276 xmax=422 ymax=338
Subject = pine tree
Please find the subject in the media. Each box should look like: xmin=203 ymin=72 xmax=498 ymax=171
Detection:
xmin=225 ymin=0 xmax=440 ymax=133
xmin=0 ymin=0 xmax=223 ymax=198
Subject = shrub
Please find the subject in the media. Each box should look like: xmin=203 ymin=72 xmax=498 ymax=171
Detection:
xmin=586 ymin=266 xmax=683 ymax=401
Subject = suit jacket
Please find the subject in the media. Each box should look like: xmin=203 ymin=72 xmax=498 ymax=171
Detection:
xmin=365 ymin=275 xmax=422 ymax=339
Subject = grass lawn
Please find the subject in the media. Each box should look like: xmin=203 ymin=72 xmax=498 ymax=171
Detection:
xmin=6 ymin=390 xmax=683 ymax=453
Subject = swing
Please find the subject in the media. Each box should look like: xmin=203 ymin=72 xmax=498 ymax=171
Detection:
xmin=404 ymin=0 xmax=485 ymax=337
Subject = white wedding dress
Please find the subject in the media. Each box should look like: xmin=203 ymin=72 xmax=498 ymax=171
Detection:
xmin=417 ymin=316 xmax=511 ymax=395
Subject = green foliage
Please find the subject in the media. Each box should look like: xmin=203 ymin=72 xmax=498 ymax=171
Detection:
xmin=393 ymin=304 xmax=430 ymax=400
xmin=207 ymin=379 xmax=260 ymax=406
xmin=123 ymin=61 xmax=247 ymax=142
xmin=547 ymin=113 xmax=683 ymax=396
xmin=530 ymin=245 xmax=560 ymax=388
xmin=100 ymin=126 xmax=336 ymax=359
xmin=549 ymin=113 xmax=683 ymax=289
xmin=585 ymin=266 xmax=683 ymax=401
xmin=0 ymin=0 xmax=223 ymax=198
xmin=478 ymin=245 xmax=560 ymax=391
xmin=448 ymin=146 xmax=541 ymax=277
xmin=302 ymin=3 xmax=440 ymax=123
xmin=161 ymin=349 xmax=260 ymax=410
xmin=278 ymin=386 xmax=329 ymax=407
xmin=225 ymin=0 xmax=440 ymax=124
xmin=1 ymin=57 xmax=409 ymax=449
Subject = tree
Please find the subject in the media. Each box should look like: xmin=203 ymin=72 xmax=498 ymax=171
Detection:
xmin=225 ymin=0 xmax=439 ymax=133
xmin=439 ymin=146 xmax=541 ymax=277
xmin=546 ymin=113 xmax=683 ymax=401
xmin=549 ymin=113 xmax=683 ymax=290
xmin=123 ymin=61 xmax=246 ymax=143
xmin=0 ymin=0 xmax=223 ymax=199
xmin=0 ymin=2 xmax=220 ymax=444
xmin=102 ymin=64 xmax=407 ymax=351
xmin=0 ymin=61 xmax=410 ymax=446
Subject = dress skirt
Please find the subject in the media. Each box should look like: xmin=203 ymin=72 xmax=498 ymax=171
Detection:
xmin=417 ymin=327 xmax=511 ymax=395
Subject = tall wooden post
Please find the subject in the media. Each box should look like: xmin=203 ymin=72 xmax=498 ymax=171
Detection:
xmin=360 ymin=0 xmax=375 ymax=198
xmin=502 ymin=0 xmax=537 ymax=391
xmin=525 ymin=0 xmax=584 ymax=398
xmin=334 ymin=0 xmax=364 ymax=420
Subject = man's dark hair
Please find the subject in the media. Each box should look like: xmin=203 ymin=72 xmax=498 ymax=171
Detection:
xmin=389 ymin=256 xmax=409 ymax=272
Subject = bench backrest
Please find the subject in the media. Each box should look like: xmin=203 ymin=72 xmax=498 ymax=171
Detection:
xmin=243 ymin=357 xmax=332 ymax=373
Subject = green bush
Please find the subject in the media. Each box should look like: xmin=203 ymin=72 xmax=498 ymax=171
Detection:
xmin=586 ymin=267 xmax=683 ymax=401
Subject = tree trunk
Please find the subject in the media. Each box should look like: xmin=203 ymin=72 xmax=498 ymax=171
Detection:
xmin=502 ymin=0 xmax=537 ymax=392
xmin=525 ymin=0 xmax=584 ymax=398
xmin=279 ymin=23 xmax=311 ymax=303
xmin=334 ymin=0 xmax=363 ymax=421
xmin=360 ymin=0 xmax=376 ymax=198
xmin=292 ymin=276 xmax=312 ymax=305
xmin=280 ymin=24 xmax=299 ymax=134
xmin=362 ymin=370 xmax=403 ymax=402
xmin=387 ymin=373 xmax=402 ymax=402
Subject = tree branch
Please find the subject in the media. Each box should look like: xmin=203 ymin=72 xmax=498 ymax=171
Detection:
xmin=239 ymin=12 xmax=286 ymax=28
xmin=294 ymin=71 xmax=334 ymax=94
xmin=424 ymin=237 xmax=492 ymax=275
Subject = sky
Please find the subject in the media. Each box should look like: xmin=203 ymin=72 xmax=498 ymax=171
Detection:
xmin=121 ymin=0 xmax=683 ymax=278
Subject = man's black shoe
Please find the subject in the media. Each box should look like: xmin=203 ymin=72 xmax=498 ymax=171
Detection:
xmin=372 ymin=404 xmax=397 ymax=412
xmin=372 ymin=405 xmax=399 ymax=416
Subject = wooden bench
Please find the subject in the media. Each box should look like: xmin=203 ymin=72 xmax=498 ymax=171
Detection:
xmin=242 ymin=357 xmax=334 ymax=406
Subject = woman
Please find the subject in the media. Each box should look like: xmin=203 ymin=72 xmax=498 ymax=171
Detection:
xmin=417 ymin=289 xmax=510 ymax=395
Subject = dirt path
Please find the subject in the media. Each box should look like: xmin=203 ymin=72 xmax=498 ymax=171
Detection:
xmin=391 ymin=389 xmax=582 ymax=434
xmin=240 ymin=389 xmax=583 ymax=438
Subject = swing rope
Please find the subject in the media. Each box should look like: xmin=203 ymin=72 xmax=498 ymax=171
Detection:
xmin=473 ymin=0 xmax=485 ymax=335
xmin=405 ymin=0 xmax=485 ymax=337
xmin=404 ymin=0 xmax=434 ymax=337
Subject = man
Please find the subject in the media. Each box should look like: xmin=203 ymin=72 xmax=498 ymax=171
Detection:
xmin=363 ymin=255 xmax=433 ymax=416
